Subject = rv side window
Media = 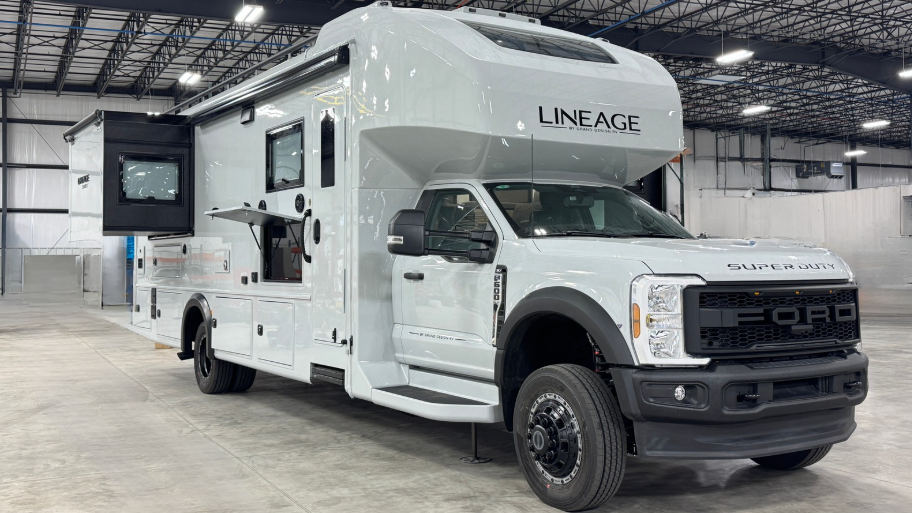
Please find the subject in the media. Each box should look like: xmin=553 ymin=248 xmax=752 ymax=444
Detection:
xmin=119 ymin=155 xmax=182 ymax=204
xmin=320 ymin=108 xmax=335 ymax=188
xmin=266 ymin=121 xmax=304 ymax=192
xmin=462 ymin=22 xmax=617 ymax=64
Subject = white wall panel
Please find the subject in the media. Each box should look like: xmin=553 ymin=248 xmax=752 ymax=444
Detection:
xmin=9 ymin=92 xmax=172 ymax=122
xmin=7 ymin=123 xmax=69 ymax=165
xmin=8 ymin=168 xmax=69 ymax=209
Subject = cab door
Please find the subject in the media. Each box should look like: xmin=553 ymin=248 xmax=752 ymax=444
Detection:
xmin=394 ymin=185 xmax=500 ymax=380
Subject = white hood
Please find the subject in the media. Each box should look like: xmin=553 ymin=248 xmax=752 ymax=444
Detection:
xmin=533 ymin=237 xmax=851 ymax=283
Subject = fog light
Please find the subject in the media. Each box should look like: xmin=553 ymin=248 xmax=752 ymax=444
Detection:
xmin=674 ymin=385 xmax=686 ymax=401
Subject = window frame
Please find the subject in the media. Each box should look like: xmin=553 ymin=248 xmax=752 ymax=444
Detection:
xmin=118 ymin=153 xmax=183 ymax=205
xmin=265 ymin=118 xmax=305 ymax=193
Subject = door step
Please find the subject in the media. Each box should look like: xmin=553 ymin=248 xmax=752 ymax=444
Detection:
xmin=311 ymin=364 xmax=345 ymax=386
xmin=372 ymin=385 xmax=502 ymax=423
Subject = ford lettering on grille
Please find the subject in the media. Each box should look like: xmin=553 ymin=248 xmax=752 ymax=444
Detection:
xmin=683 ymin=285 xmax=860 ymax=355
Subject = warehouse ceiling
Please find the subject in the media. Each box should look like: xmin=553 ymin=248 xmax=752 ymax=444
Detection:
xmin=1 ymin=0 xmax=909 ymax=148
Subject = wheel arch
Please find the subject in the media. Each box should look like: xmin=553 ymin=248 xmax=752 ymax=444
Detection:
xmin=495 ymin=287 xmax=635 ymax=430
xmin=182 ymin=293 xmax=213 ymax=358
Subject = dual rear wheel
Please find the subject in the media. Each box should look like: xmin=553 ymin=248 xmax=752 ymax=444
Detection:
xmin=193 ymin=324 xmax=256 ymax=394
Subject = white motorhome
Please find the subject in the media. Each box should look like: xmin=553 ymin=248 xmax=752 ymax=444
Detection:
xmin=66 ymin=4 xmax=867 ymax=511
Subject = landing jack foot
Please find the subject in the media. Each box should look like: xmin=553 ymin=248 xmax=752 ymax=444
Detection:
xmin=460 ymin=423 xmax=492 ymax=464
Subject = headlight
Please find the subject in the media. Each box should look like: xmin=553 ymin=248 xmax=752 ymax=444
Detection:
xmin=630 ymin=275 xmax=710 ymax=366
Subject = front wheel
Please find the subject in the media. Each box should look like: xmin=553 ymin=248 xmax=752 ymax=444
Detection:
xmin=751 ymin=445 xmax=833 ymax=470
xmin=513 ymin=364 xmax=626 ymax=512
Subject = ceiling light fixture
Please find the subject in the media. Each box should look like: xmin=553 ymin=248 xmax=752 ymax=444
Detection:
xmin=861 ymin=120 xmax=890 ymax=129
xmin=844 ymin=149 xmax=867 ymax=157
xmin=179 ymin=71 xmax=201 ymax=85
xmin=899 ymin=69 xmax=912 ymax=78
xmin=235 ymin=4 xmax=264 ymax=23
xmin=716 ymin=49 xmax=754 ymax=64
xmin=742 ymin=105 xmax=771 ymax=115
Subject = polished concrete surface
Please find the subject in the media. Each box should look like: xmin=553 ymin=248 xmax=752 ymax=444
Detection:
xmin=1 ymin=293 xmax=909 ymax=512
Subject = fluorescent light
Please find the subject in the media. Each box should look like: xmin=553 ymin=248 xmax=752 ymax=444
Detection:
xmin=693 ymin=74 xmax=745 ymax=85
xmin=179 ymin=71 xmax=201 ymax=84
xmin=716 ymin=49 xmax=754 ymax=64
xmin=742 ymin=105 xmax=771 ymax=115
xmin=861 ymin=120 xmax=890 ymax=129
xmin=845 ymin=149 xmax=867 ymax=157
xmin=900 ymin=69 xmax=912 ymax=78
xmin=235 ymin=5 xmax=264 ymax=23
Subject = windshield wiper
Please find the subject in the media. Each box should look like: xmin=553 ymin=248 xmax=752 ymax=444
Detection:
xmin=617 ymin=232 xmax=688 ymax=239
xmin=534 ymin=231 xmax=622 ymax=238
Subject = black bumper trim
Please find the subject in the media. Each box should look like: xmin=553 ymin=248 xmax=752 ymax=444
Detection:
xmin=611 ymin=351 xmax=867 ymax=459
xmin=634 ymin=407 xmax=856 ymax=459
xmin=611 ymin=351 xmax=867 ymax=425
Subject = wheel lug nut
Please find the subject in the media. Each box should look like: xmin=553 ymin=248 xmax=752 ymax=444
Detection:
xmin=549 ymin=441 xmax=555 ymax=448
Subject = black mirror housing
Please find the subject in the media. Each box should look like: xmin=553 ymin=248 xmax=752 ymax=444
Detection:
xmin=388 ymin=209 xmax=426 ymax=256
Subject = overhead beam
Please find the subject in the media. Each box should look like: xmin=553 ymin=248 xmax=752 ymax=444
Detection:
xmin=53 ymin=7 xmax=92 ymax=96
xmin=93 ymin=12 xmax=150 ymax=98
xmin=41 ymin=0 xmax=366 ymax=26
xmin=558 ymin=25 xmax=912 ymax=94
xmin=169 ymin=21 xmax=262 ymax=102
xmin=0 ymin=80 xmax=172 ymax=99
xmin=212 ymin=27 xmax=309 ymax=86
xmin=132 ymin=17 xmax=206 ymax=99
xmin=12 ymin=0 xmax=36 ymax=96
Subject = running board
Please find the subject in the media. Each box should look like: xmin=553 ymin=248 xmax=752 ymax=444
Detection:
xmin=311 ymin=364 xmax=345 ymax=386
xmin=372 ymin=385 xmax=501 ymax=423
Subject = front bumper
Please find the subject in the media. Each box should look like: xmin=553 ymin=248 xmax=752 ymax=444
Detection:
xmin=611 ymin=351 xmax=868 ymax=459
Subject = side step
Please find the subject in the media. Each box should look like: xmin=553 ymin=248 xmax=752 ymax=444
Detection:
xmin=311 ymin=364 xmax=345 ymax=386
xmin=372 ymin=385 xmax=502 ymax=423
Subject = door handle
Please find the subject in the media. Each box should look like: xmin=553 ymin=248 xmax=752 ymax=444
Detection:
xmin=404 ymin=272 xmax=424 ymax=280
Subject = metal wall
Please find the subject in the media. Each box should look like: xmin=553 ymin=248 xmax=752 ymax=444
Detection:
xmin=0 ymin=90 xmax=171 ymax=299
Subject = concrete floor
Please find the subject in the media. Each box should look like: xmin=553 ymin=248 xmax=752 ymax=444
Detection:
xmin=1 ymin=294 xmax=910 ymax=513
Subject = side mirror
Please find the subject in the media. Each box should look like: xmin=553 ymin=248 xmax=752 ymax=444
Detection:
xmin=387 ymin=209 xmax=426 ymax=256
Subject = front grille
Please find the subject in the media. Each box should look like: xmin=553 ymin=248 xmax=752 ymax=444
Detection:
xmin=700 ymin=321 xmax=858 ymax=350
xmin=684 ymin=284 xmax=860 ymax=356
xmin=700 ymin=289 xmax=855 ymax=308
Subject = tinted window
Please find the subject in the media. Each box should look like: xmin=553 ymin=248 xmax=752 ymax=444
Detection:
xmin=464 ymin=22 xmax=617 ymax=64
xmin=426 ymin=189 xmax=491 ymax=252
xmin=120 ymin=155 xmax=181 ymax=204
xmin=321 ymin=108 xmax=335 ymax=188
xmin=266 ymin=121 xmax=304 ymax=192
xmin=485 ymin=182 xmax=693 ymax=239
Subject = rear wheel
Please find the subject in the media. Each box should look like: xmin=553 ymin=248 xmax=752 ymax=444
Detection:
xmin=230 ymin=365 xmax=257 ymax=392
xmin=513 ymin=364 xmax=626 ymax=512
xmin=751 ymin=445 xmax=833 ymax=470
xmin=193 ymin=324 xmax=234 ymax=394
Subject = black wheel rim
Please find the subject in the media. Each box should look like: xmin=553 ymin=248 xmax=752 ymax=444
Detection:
xmin=527 ymin=392 xmax=582 ymax=485
xmin=198 ymin=335 xmax=212 ymax=378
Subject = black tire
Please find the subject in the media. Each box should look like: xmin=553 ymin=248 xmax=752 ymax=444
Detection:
xmin=193 ymin=324 xmax=234 ymax=394
xmin=230 ymin=365 xmax=257 ymax=393
xmin=751 ymin=445 xmax=833 ymax=470
xmin=513 ymin=364 xmax=626 ymax=512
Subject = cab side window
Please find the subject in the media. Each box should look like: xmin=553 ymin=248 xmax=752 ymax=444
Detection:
xmin=425 ymin=189 xmax=490 ymax=252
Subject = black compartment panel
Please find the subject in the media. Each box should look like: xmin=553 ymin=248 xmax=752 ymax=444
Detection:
xmin=101 ymin=112 xmax=193 ymax=236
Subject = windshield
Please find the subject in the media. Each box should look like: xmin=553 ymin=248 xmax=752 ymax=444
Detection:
xmin=484 ymin=182 xmax=693 ymax=239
